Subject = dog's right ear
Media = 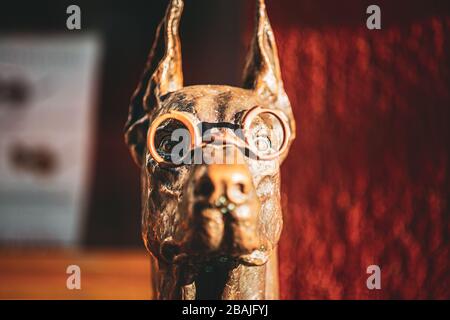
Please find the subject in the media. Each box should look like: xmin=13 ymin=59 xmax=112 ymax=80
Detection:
xmin=125 ymin=0 xmax=184 ymax=166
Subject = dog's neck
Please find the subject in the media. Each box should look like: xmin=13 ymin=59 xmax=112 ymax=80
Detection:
xmin=149 ymin=249 xmax=279 ymax=300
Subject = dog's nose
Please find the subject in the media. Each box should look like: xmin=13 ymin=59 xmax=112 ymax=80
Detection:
xmin=195 ymin=164 xmax=253 ymax=206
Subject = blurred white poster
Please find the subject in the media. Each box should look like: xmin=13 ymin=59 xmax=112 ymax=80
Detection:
xmin=0 ymin=35 xmax=101 ymax=246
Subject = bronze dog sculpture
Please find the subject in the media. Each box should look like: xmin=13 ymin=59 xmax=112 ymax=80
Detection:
xmin=125 ymin=0 xmax=296 ymax=299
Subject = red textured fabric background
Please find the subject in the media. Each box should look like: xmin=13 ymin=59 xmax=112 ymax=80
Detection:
xmin=259 ymin=0 xmax=450 ymax=299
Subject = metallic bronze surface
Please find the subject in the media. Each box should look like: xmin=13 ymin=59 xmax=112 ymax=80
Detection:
xmin=125 ymin=0 xmax=296 ymax=300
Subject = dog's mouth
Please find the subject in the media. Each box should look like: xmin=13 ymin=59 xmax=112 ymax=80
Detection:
xmin=157 ymin=196 xmax=271 ymax=299
xmin=181 ymin=199 xmax=263 ymax=255
xmin=160 ymin=200 xmax=270 ymax=266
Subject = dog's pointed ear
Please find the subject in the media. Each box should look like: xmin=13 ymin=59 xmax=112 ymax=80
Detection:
xmin=242 ymin=0 xmax=295 ymax=137
xmin=125 ymin=0 xmax=184 ymax=166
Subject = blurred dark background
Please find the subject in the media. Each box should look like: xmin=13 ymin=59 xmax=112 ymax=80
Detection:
xmin=1 ymin=0 xmax=246 ymax=248
xmin=0 ymin=0 xmax=449 ymax=299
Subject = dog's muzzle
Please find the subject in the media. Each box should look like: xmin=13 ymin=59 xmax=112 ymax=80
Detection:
xmin=179 ymin=144 xmax=262 ymax=258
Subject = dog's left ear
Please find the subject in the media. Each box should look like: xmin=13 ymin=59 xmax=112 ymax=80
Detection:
xmin=125 ymin=0 xmax=184 ymax=166
xmin=243 ymin=0 xmax=296 ymax=140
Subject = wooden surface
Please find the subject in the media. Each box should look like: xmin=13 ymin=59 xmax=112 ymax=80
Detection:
xmin=0 ymin=249 xmax=153 ymax=300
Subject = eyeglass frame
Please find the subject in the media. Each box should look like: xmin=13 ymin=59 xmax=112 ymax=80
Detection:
xmin=147 ymin=106 xmax=291 ymax=166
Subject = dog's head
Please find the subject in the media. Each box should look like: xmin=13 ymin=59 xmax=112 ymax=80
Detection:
xmin=125 ymin=0 xmax=296 ymax=287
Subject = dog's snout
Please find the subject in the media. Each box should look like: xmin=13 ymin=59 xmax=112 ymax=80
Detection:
xmin=184 ymin=153 xmax=261 ymax=256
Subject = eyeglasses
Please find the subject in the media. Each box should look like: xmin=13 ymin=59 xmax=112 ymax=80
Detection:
xmin=147 ymin=106 xmax=291 ymax=166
